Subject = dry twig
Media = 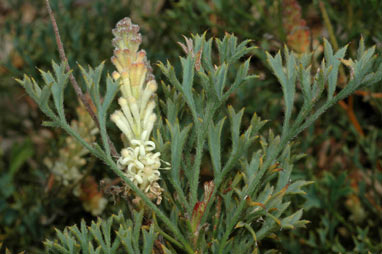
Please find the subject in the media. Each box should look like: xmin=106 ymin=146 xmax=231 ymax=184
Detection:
xmin=45 ymin=0 xmax=119 ymax=157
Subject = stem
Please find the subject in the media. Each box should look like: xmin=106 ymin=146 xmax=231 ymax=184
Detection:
xmin=281 ymin=115 xmax=290 ymax=143
xmin=319 ymin=1 xmax=338 ymax=50
xmin=339 ymin=97 xmax=365 ymax=136
xmin=168 ymin=177 xmax=190 ymax=212
xmin=291 ymin=103 xmax=313 ymax=134
xmin=293 ymin=96 xmax=341 ymax=138
xmin=199 ymin=148 xmax=240 ymax=226
xmin=218 ymin=200 xmax=247 ymax=253
xmin=190 ymin=132 xmax=205 ymax=212
xmin=98 ymin=107 xmax=112 ymax=159
xmin=189 ymin=102 xmax=217 ymax=213
xmin=153 ymin=214 xmax=184 ymax=249
xmin=61 ymin=122 xmax=101 ymax=158
xmin=319 ymin=0 xmax=347 ymax=86
xmin=45 ymin=0 xmax=118 ymax=158
xmin=104 ymin=156 xmax=194 ymax=254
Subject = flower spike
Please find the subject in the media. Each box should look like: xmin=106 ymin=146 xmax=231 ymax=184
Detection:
xmin=111 ymin=17 xmax=167 ymax=205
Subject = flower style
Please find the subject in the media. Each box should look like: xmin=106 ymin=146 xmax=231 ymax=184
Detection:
xmin=110 ymin=18 xmax=167 ymax=205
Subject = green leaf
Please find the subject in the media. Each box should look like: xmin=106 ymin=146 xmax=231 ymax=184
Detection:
xmin=15 ymin=75 xmax=41 ymax=103
xmin=228 ymin=106 xmax=244 ymax=152
xmin=132 ymin=210 xmax=144 ymax=253
xmin=324 ymin=39 xmax=348 ymax=100
xmin=180 ymin=55 xmax=197 ymax=117
xmin=299 ymin=64 xmax=312 ymax=102
xmin=222 ymin=58 xmax=256 ymax=103
xmin=280 ymin=209 xmax=308 ymax=229
xmin=167 ymin=119 xmax=192 ymax=210
xmin=243 ymin=151 xmax=262 ymax=184
xmin=42 ymin=61 xmax=70 ymax=121
xmin=208 ymin=117 xmax=226 ymax=175
xmin=267 ymin=49 xmax=296 ymax=136
xmin=79 ymin=62 xmax=105 ymax=104
xmin=249 ymin=113 xmax=268 ymax=137
xmin=117 ymin=226 xmax=135 ymax=253
xmin=69 ymin=221 xmax=91 ymax=254
xmin=312 ymin=60 xmax=329 ymax=101
xmin=102 ymin=75 xmax=119 ymax=114
xmin=201 ymin=37 xmax=214 ymax=72
xmin=213 ymin=63 xmax=228 ymax=100
xmin=39 ymin=85 xmax=53 ymax=108
xmin=142 ymin=225 xmax=156 ymax=254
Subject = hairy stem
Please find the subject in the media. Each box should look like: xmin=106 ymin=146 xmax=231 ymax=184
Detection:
xmin=190 ymin=133 xmax=205 ymax=212
xmin=104 ymin=156 xmax=194 ymax=254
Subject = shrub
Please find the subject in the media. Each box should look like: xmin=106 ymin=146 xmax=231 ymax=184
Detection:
xmin=16 ymin=5 xmax=382 ymax=251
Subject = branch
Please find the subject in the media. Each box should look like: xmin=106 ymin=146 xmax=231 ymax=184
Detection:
xmin=45 ymin=0 xmax=119 ymax=157
xmin=355 ymin=90 xmax=382 ymax=98
xmin=338 ymin=97 xmax=365 ymax=137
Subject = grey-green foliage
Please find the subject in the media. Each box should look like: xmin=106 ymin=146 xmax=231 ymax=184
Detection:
xmin=267 ymin=38 xmax=382 ymax=144
xmin=44 ymin=211 xmax=157 ymax=254
xmin=156 ymin=35 xmax=381 ymax=253
xmin=155 ymin=34 xmax=312 ymax=253
xmin=17 ymin=29 xmax=382 ymax=253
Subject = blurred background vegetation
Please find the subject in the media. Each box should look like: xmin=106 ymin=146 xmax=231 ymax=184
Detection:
xmin=0 ymin=0 xmax=381 ymax=253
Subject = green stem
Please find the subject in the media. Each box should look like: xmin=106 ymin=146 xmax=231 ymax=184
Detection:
xmin=218 ymin=200 xmax=247 ymax=253
xmin=168 ymin=177 xmax=191 ymax=212
xmin=61 ymin=122 xmax=102 ymax=158
xmin=105 ymin=157 xmax=194 ymax=254
xmin=153 ymin=214 xmax=184 ymax=249
xmin=319 ymin=0 xmax=347 ymax=86
xmin=291 ymin=102 xmax=313 ymax=132
xmin=98 ymin=107 xmax=111 ymax=159
xmin=319 ymin=1 xmax=338 ymax=51
xmin=190 ymin=132 xmax=205 ymax=212
xmin=281 ymin=115 xmax=290 ymax=144
xmin=199 ymin=148 xmax=240 ymax=226
xmin=189 ymin=102 xmax=218 ymax=213
xmin=292 ymin=92 xmax=347 ymax=139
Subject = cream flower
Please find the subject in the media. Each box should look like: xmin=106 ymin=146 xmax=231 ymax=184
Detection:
xmin=110 ymin=17 xmax=168 ymax=205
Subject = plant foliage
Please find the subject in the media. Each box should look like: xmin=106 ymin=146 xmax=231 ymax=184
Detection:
xmin=10 ymin=3 xmax=382 ymax=253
